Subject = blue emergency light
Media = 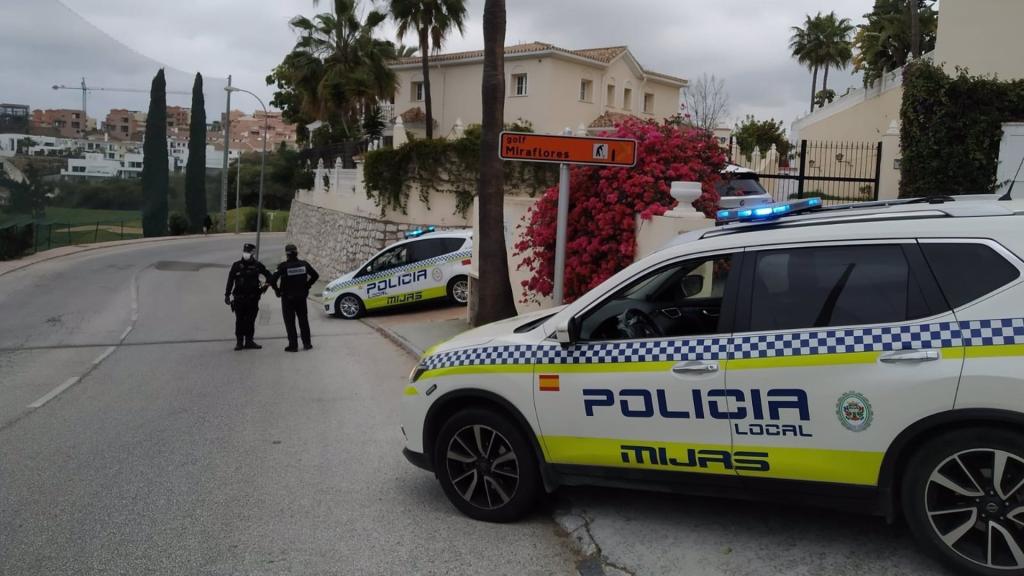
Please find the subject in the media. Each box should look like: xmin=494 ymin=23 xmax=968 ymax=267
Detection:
xmin=716 ymin=197 xmax=822 ymax=225
xmin=404 ymin=226 xmax=436 ymax=239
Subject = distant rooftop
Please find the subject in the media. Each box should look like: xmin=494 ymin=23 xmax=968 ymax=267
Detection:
xmin=392 ymin=42 xmax=685 ymax=85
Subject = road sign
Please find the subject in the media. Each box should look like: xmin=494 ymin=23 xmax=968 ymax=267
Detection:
xmin=499 ymin=132 xmax=638 ymax=167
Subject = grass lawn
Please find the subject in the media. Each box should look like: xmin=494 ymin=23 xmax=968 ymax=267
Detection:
xmin=224 ymin=207 xmax=290 ymax=233
xmin=0 ymin=207 xmax=141 ymax=228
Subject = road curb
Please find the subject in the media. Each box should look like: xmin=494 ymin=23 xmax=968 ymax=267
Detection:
xmin=360 ymin=318 xmax=424 ymax=359
xmin=0 ymin=233 xmax=285 ymax=278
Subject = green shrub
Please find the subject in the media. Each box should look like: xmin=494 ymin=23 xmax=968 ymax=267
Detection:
xmin=901 ymin=61 xmax=1024 ymax=197
xmin=244 ymin=209 xmax=270 ymax=231
xmin=0 ymin=222 xmax=35 ymax=260
xmin=168 ymin=212 xmax=190 ymax=236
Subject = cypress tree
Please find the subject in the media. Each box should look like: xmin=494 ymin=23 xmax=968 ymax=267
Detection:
xmin=185 ymin=72 xmax=207 ymax=232
xmin=142 ymin=69 xmax=169 ymax=237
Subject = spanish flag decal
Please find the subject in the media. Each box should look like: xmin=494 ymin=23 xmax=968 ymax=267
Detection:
xmin=538 ymin=374 xmax=560 ymax=392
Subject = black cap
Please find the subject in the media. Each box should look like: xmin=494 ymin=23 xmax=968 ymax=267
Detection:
xmin=243 ymin=243 xmax=256 ymax=253
xmin=285 ymin=243 xmax=298 ymax=255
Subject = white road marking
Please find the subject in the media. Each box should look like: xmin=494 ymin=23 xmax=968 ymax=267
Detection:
xmin=120 ymin=326 xmax=133 ymax=341
xmin=28 ymin=376 xmax=81 ymax=409
xmin=92 ymin=346 xmax=117 ymax=365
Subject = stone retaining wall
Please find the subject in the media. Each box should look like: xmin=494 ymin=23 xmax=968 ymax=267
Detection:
xmin=285 ymin=198 xmax=430 ymax=283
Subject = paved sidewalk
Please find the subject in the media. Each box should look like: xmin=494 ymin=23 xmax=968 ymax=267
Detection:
xmin=361 ymin=304 xmax=470 ymax=357
xmin=0 ymin=233 xmax=285 ymax=278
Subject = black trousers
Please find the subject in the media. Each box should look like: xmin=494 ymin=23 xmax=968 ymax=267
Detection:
xmin=281 ymin=296 xmax=310 ymax=347
xmin=234 ymin=299 xmax=259 ymax=340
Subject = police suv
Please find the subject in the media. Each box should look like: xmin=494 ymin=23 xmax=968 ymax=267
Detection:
xmin=322 ymin=228 xmax=472 ymax=319
xmin=402 ymin=196 xmax=1024 ymax=575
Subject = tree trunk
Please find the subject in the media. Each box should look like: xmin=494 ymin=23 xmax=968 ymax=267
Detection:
xmin=909 ymin=0 xmax=921 ymax=58
xmin=419 ymin=27 xmax=433 ymax=140
xmin=809 ymin=65 xmax=819 ymax=114
xmin=473 ymin=0 xmax=517 ymax=326
xmin=820 ymin=65 xmax=830 ymax=107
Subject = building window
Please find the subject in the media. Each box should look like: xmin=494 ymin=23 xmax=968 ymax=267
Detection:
xmin=579 ymin=79 xmax=593 ymax=102
xmin=606 ymin=84 xmax=616 ymax=107
xmin=72 ymin=166 xmax=85 ymax=173
xmin=511 ymin=73 xmax=528 ymax=96
xmin=412 ymin=81 xmax=424 ymax=101
xmin=643 ymin=92 xmax=655 ymax=114
xmin=623 ymin=88 xmax=633 ymax=111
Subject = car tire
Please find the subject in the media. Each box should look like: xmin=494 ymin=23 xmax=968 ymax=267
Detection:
xmin=902 ymin=427 xmax=1024 ymax=576
xmin=432 ymin=407 xmax=541 ymax=523
xmin=334 ymin=294 xmax=365 ymax=319
xmin=447 ymin=276 xmax=469 ymax=306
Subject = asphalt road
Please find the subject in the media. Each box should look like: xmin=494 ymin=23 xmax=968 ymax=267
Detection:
xmin=0 ymin=235 xmax=576 ymax=575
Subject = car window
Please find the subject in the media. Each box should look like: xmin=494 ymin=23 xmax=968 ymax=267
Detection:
xmin=715 ymin=176 xmax=768 ymax=198
xmin=365 ymin=245 xmax=410 ymax=273
xmin=410 ymin=238 xmax=451 ymax=262
xmin=920 ymin=242 xmax=1020 ymax=308
xmin=578 ymin=254 xmax=734 ymax=341
xmin=748 ymin=244 xmax=929 ymax=332
xmin=442 ymin=237 xmax=467 ymax=252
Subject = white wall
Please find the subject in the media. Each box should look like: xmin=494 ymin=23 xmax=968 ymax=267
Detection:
xmin=997 ymin=123 xmax=1024 ymax=196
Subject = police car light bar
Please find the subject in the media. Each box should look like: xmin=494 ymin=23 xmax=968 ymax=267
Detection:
xmin=715 ymin=197 xmax=822 ymax=225
xmin=404 ymin=226 xmax=436 ymax=239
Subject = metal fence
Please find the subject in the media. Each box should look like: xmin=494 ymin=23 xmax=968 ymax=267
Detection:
xmin=0 ymin=220 xmax=142 ymax=260
xmin=729 ymin=139 xmax=883 ymax=205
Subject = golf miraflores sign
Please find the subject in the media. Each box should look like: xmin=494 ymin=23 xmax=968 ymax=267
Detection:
xmin=499 ymin=131 xmax=638 ymax=167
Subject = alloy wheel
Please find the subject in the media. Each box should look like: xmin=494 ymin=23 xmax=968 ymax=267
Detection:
xmin=925 ymin=448 xmax=1024 ymax=570
xmin=452 ymin=279 xmax=469 ymax=304
xmin=338 ymin=296 xmax=361 ymax=318
xmin=445 ymin=424 xmax=519 ymax=510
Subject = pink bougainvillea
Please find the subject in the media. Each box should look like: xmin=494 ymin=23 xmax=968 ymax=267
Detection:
xmin=514 ymin=118 xmax=726 ymax=303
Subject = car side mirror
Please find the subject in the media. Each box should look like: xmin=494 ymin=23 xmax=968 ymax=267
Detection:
xmin=682 ymin=275 xmax=704 ymax=298
xmin=555 ymin=317 xmax=579 ymax=346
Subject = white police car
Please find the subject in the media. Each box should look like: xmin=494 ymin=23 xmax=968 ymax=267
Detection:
xmin=402 ymin=196 xmax=1024 ymax=575
xmin=322 ymin=228 xmax=472 ymax=319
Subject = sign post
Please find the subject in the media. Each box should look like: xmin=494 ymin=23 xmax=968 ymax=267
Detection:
xmin=500 ymin=131 xmax=638 ymax=304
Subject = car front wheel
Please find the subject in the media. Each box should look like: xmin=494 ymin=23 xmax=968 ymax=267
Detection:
xmin=334 ymin=294 xmax=365 ymax=319
xmin=903 ymin=428 xmax=1024 ymax=576
xmin=433 ymin=408 xmax=540 ymax=522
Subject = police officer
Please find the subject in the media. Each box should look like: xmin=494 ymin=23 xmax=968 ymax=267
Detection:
xmin=225 ymin=243 xmax=273 ymax=351
xmin=272 ymin=244 xmax=319 ymax=352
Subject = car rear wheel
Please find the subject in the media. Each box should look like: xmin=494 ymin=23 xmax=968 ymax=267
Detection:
xmin=433 ymin=408 xmax=540 ymax=522
xmin=447 ymin=276 xmax=469 ymax=305
xmin=334 ymin=294 xmax=365 ymax=319
xmin=902 ymin=428 xmax=1024 ymax=576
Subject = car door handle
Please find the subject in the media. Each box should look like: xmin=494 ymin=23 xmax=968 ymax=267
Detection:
xmin=879 ymin=349 xmax=940 ymax=363
xmin=672 ymin=360 xmax=719 ymax=374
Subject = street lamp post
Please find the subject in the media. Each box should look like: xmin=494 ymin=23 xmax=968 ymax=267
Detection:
xmin=224 ymin=86 xmax=268 ymax=259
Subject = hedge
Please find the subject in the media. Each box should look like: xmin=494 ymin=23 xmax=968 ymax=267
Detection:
xmin=901 ymin=61 xmax=1024 ymax=198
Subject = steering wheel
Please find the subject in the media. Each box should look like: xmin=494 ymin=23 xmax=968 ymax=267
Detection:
xmin=617 ymin=308 xmax=663 ymax=339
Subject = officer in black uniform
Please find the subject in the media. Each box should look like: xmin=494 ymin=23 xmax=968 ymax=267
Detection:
xmin=225 ymin=243 xmax=273 ymax=350
xmin=272 ymin=244 xmax=320 ymax=352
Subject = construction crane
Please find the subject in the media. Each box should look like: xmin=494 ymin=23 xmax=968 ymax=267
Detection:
xmin=51 ymin=77 xmax=190 ymax=125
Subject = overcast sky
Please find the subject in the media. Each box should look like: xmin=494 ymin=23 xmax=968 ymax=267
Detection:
xmin=3 ymin=0 xmax=879 ymax=131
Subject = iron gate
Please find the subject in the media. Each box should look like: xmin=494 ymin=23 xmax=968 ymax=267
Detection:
xmin=729 ymin=139 xmax=883 ymax=205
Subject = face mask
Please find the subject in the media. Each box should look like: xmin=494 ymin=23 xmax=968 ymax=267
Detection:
xmin=242 ymin=252 xmax=252 ymax=260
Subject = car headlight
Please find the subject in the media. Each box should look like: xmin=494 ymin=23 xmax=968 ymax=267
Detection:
xmin=409 ymin=360 xmax=427 ymax=383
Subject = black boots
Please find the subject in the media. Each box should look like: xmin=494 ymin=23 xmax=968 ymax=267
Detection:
xmin=235 ymin=337 xmax=244 ymax=351
xmin=244 ymin=338 xmax=262 ymax=350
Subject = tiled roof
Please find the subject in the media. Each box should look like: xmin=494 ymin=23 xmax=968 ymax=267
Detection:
xmin=392 ymin=42 xmax=684 ymax=84
xmin=588 ymin=111 xmax=637 ymax=129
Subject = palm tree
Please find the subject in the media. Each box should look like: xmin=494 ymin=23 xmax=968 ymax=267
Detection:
xmin=909 ymin=0 xmax=920 ymax=59
xmin=791 ymin=12 xmax=854 ymax=112
xmin=287 ymin=0 xmax=399 ymax=138
xmin=790 ymin=14 xmax=824 ymax=114
xmin=474 ymin=0 xmax=516 ymax=325
xmin=818 ymin=12 xmax=855 ymax=95
xmin=388 ymin=0 xmax=468 ymax=139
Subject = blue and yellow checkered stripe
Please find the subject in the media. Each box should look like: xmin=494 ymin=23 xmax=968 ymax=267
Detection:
xmin=326 ymin=250 xmax=472 ymax=291
xmin=419 ymin=318 xmax=1024 ymax=376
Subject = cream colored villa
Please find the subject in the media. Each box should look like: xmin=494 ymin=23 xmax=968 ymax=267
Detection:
xmin=388 ymin=42 xmax=686 ymax=137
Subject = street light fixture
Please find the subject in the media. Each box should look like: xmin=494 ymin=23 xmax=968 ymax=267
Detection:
xmin=224 ymin=86 xmax=268 ymax=259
